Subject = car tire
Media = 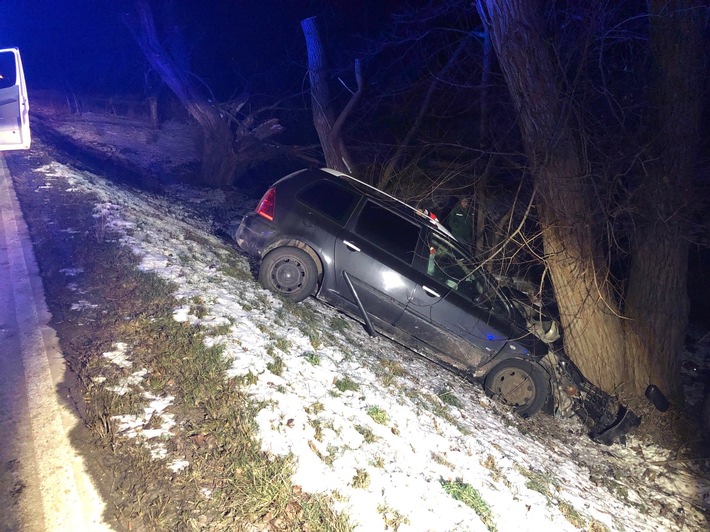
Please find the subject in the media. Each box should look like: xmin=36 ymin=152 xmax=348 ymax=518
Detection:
xmin=484 ymin=358 xmax=551 ymax=418
xmin=259 ymin=247 xmax=318 ymax=302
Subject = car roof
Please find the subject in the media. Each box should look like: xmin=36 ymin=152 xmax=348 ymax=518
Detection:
xmin=317 ymin=168 xmax=457 ymax=241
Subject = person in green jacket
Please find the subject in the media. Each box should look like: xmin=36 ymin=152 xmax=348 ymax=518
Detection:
xmin=448 ymin=197 xmax=473 ymax=245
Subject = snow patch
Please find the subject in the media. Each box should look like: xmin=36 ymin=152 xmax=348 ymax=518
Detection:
xmin=32 ymin=158 xmax=709 ymax=532
xmin=102 ymin=342 xmax=132 ymax=368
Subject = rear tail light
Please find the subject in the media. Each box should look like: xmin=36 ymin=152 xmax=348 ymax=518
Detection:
xmin=256 ymin=187 xmax=276 ymax=221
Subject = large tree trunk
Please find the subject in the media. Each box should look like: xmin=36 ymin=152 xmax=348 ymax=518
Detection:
xmin=301 ymin=17 xmax=358 ymax=174
xmin=130 ymin=1 xmax=238 ymax=186
xmin=622 ymin=0 xmax=703 ymax=400
xmin=477 ymin=0 xmax=626 ymax=393
xmin=476 ymin=0 xmax=702 ymax=401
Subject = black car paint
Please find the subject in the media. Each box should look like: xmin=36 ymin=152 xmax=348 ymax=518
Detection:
xmin=235 ymin=169 xmax=548 ymax=383
xmin=234 ymin=169 xmax=641 ymax=439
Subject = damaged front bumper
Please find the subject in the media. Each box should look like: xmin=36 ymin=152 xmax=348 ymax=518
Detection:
xmin=542 ymin=351 xmax=641 ymax=445
xmin=589 ymin=404 xmax=641 ymax=446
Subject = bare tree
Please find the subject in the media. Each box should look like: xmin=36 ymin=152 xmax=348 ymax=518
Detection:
xmin=301 ymin=16 xmax=362 ymax=174
xmin=127 ymin=1 xmax=240 ymax=186
xmin=622 ymin=0 xmax=704 ymax=400
xmin=475 ymin=0 xmax=705 ymax=402
xmin=378 ymin=32 xmax=473 ymax=190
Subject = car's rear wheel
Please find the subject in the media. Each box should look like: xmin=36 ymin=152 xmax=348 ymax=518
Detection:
xmin=484 ymin=358 xmax=550 ymax=418
xmin=259 ymin=247 xmax=318 ymax=302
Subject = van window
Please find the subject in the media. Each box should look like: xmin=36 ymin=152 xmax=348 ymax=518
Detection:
xmin=298 ymin=180 xmax=359 ymax=224
xmin=354 ymin=201 xmax=419 ymax=264
xmin=0 ymin=51 xmax=17 ymax=89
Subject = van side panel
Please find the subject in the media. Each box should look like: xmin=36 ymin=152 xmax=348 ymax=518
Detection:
xmin=0 ymin=47 xmax=31 ymax=151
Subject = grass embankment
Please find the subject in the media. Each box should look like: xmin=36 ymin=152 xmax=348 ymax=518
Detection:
xmin=8 ymin=149 xmax=351 ymax=531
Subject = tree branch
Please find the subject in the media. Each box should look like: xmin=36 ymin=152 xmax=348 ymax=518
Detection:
xmin=330 ymin=59 xmax=363 ymax=143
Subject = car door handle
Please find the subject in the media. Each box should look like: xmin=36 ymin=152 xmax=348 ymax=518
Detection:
xmin=343 ymin=240 xmax=361 ymax=252
xmin=422 ymin=285 xmax=440 ymax=298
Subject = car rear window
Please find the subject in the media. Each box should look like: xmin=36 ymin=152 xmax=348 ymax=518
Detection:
xmin=298 ymin=180 xmax=359 ymax=224
xmin=354 ymin=201 xmax=419 ymax=264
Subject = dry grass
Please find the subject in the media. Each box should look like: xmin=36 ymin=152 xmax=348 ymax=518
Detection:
xmin=10 ymin=151 xmax=352 ymax=531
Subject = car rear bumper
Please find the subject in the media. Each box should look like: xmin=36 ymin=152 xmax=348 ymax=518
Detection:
xmin=234 ymin=213 xmax=274 ymax=257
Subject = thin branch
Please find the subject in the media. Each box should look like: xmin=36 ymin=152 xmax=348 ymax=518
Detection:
xmin=330 ymin=59 xmax=363 ymax=143
xmin=380 ymin=32 xmax=473 ymax=188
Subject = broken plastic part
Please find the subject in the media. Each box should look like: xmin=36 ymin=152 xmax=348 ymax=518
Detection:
xmin=645 ymin=384 xmax=670 ymax=412
xmin=591 ymin=405 xmax=641 ymax=446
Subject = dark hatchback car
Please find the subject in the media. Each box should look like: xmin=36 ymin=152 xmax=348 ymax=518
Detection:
xmin=234 ymin=168 xmax=638 ymax=441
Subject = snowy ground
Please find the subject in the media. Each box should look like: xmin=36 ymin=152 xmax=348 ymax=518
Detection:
xmin=27 ymin=155 xmax=710 ymax=531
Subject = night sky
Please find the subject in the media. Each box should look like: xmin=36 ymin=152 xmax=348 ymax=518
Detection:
xmin=0 ymin=1 xmax=393 ymax=97
xmin=2 ymin=2 xmax=709 ymax=350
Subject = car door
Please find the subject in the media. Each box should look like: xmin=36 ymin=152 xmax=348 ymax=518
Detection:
xmin=291 ymin=176 xmax=361 ymax=288
xmin=0 ymin=48 xmax=31 ymax=151
xmin=332 ymin=199 xmax=419 ymax=326
xmin=401 ymin=232 xmax=513 ymax=370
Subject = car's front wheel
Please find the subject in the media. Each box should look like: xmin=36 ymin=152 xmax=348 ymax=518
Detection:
xmin=259 ymin=247 xmax=318 ymax=302
xmin=483 ymin=358 xmax=550 ymax=418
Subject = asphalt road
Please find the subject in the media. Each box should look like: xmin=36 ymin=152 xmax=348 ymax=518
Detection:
xmin=0 ymin=155 xmax=111 ymax=531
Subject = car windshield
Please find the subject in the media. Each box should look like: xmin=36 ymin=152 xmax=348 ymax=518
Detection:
xmin=426 ymin=233 xmax=510 ymax=317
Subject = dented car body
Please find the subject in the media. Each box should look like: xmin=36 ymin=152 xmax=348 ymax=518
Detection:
xmin=234 ymin=168 xmax=639 ymax=442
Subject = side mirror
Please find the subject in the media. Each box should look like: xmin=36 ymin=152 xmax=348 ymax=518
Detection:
xmin=0 ymin=47 xmax=31 ymax=151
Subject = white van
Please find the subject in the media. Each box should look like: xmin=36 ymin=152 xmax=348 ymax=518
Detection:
xmin=0 ymin=47 xmax=30 ymax=150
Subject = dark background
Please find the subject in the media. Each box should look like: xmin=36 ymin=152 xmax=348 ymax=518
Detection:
xmin=2 ymin=1 xmax=708 ymax=323
xmin=0 ymin=1 xmax=392 ymax=97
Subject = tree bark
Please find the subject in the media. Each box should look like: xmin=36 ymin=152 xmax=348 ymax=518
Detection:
xmin=130 ymin=1 xmax=239 ymax=186
xmin=301 ymin=16 xmax=358 ymax=174
xmin=622 ymin=0 xmax=703 ymax=400
xmin=477 ymin=0 xmax=626 ymax=392
xmin=476 ymin=0 xmax=702 ymax=401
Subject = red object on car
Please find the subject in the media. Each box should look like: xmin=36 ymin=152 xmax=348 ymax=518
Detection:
xmin=256 ymin=188 xmax=276 ymax=221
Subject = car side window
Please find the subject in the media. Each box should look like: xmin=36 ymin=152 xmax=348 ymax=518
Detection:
xmin=298 ymin=180 xmax=359 ymax=224
xmin=354 ymin=201 xmax=419 ymax=264
xmin=426 ymin=234 xmax=485 ymax=299
xmin=426 ymin=234 xmax=512 ymax=317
